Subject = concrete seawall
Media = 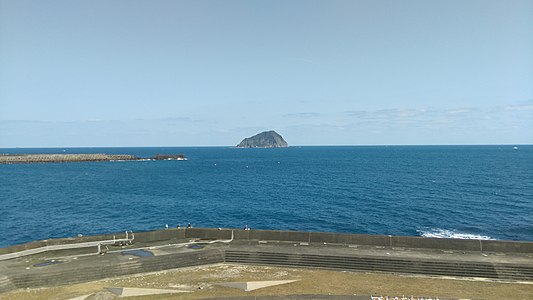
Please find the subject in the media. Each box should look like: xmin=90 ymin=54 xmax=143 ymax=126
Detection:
xmin=2 ymin=228 xmax=532 ymax=255
xmin=0 ymin=154 xmax=137 ymax=164
xmin=1 ymin=228 xmax=532 ymax=294
xmin=5 ymin=250 xmax=224 ymax=291
xmin=203 ymin=228 xmax=533 ymax=253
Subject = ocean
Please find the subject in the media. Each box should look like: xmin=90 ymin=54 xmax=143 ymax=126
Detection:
xmin=0 ymin=145 xmax=532 ymax=247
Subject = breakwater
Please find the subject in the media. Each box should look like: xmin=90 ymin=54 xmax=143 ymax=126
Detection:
xmin=2 ymin=228 xmax=533 ymax=258
xmin=0 ymin=154 xmax=137 ymax=164
xmin=0 ymin=153 xmax=185 ymax=164
xmin=1 ymin=228 xmax=532 ymax=294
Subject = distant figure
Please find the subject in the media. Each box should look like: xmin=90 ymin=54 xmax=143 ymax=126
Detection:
xmin=165 ymin=224 xmax=169 ymax=229
xmin=243 ymin=225 xmax=248 ymax=230
xmin=187 ymin=223 xmax=192 ymax=228
xmin=177 ymin=224 xmax=181 ymax=229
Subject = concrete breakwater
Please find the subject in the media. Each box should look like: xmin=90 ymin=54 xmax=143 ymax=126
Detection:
xmin=0 ymin=228 xmax=532 ymax=294
xmin=2 ymin=227 xmax=533 ymax=257
xmin=0 ymin=154 xmax=137 ymax=164
xmin=0 ymin=153 xmax=185 ymax=164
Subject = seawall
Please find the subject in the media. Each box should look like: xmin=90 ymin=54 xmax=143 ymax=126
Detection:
xmin=0 ymin=154 xmax=137 ymax=164
xmin=1 ymin=228 xmax=532 ymax=294
xmin=2 ymin=228 xmax=532 ymax=256
xmin=0 ymin=153 xmax=186 ymax=164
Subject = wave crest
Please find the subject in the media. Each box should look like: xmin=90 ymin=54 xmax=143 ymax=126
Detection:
xmin=417 ymin=228 xmax=494 ymax=240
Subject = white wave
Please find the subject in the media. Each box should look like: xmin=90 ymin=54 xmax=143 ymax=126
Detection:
xmin=417 ymin=228 xmax=494 ymax=240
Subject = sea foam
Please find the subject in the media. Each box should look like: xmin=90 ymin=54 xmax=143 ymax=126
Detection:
xmin=417 ymin=228 xmax=494 ymax=240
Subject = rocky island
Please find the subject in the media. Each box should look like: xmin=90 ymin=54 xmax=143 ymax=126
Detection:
xmin=236 ymin=130 xmax=288 ymax=148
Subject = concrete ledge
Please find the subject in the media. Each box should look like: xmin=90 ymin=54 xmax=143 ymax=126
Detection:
xmin=0 ymin=231 xmax=131 ymax=256
xmin=247 ymin=230 xmax=309 ymax=242
xmin=1 ymin=229 xmax=532 ymax=295
xmin=391 ymin=236 xmax=480 ymax=252
xmin=233 ymin=230 xmax=250 ymax=240
xmin=185 ymin=228 xmax=232 ymax=240
xmin=481 ymin=239 xmax=533 ymax=253
xmin=3 ymin=228 xmax=533 ymax=256
xmin=9 ymin=249 xmax=224 ymax=290
xmin=134 ymin=229 xmax=185 ymax=243
xmin=224 ymin=250 xmax=533 ymax=281
xmin=350 ymin=234 xmax=391 ymax=247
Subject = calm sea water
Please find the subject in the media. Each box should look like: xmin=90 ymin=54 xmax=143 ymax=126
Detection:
xmin=1 ymin=146 xmax=532 ymax=247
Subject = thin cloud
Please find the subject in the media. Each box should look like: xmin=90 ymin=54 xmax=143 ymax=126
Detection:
xmin=503 ymin=104 xmax=533 ymax=111
xmin=0 ymin=119 xmax=49 ymax=124
xmin=284 ymin=112 xmax=323 ymax=118
xmin=373 ymin=108 xmax=428 ymax=118
xmin=445 ymin=108 xmax=477 ymax=114
xmin=343 ymin=110 xmax=368 ymax=117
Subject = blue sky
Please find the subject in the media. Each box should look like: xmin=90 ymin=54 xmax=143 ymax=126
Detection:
xmin=1 ymin=0 xmax=532 ymax=147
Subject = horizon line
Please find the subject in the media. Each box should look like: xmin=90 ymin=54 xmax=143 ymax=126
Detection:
xmin=0 ymin=143 xmax=531 ymax=149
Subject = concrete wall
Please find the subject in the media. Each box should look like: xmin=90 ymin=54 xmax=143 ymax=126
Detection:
xmin=0 ymin=154 xmax=137 ymax=164
xmin=3 ymin=228 xmax=533 ymax=255
xmin=134 ymin=229 xmax=185 ymax=242
xmin=224 ymin=250 xmax=533 ymax=281
xmin=0 ymin=230 xmax=138 ymax=256
xmin=0 ymin=241 xmax=46 ymax=255
xmin=192 ymin=228 xmax=533 ymax=253
xmin=391 ymin=235 xmax=481 ymax=252
xmin=247 ymin=230 xmax=310 ymax=242
xmin=9 ymin=249 xmax=224 ymax=290
xmin=480 ymin=239 xmax=533 ymax=253
xmin=185 ymin=228 xmax=232 ymax=240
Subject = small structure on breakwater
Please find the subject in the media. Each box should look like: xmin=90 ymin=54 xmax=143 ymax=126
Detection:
xmin=154 ymin=154 xmax=187 ymax=161
xmin=0 ymin=153 xmax=187 ymax=164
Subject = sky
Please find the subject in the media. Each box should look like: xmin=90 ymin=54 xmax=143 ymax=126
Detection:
xmin=1 ymin=0 xmax=532 ymax=147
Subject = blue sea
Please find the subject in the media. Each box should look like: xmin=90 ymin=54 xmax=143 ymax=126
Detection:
xmin=1 ymin=146 xmax=532 ymax=247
